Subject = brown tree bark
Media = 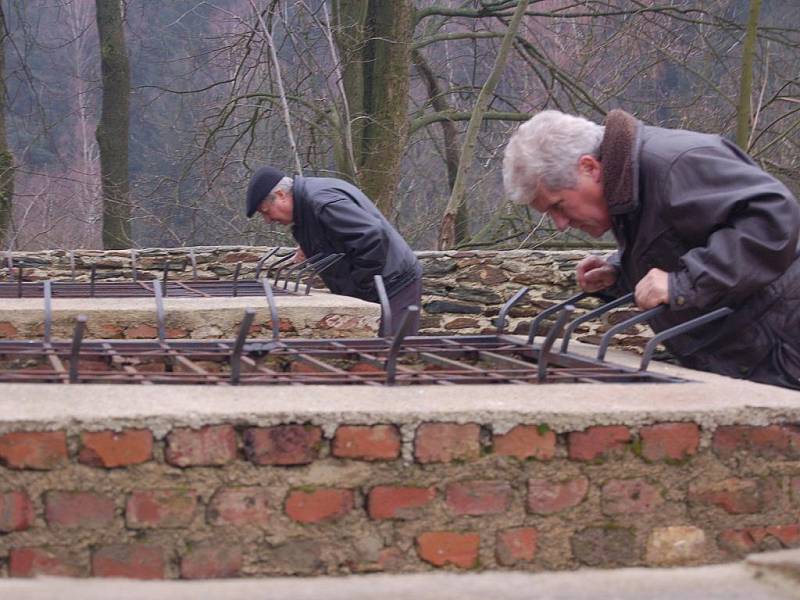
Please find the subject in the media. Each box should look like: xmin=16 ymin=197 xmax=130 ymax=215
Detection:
xmin=736 ymin=0 xmax=762 ymax=150
xmin=0 ymin=3 xmax=14 ymax=246
xmin=332 ymin=0 xmax=412 ymax=216
xmin=95 ymin=0 xmax=131 ymax=249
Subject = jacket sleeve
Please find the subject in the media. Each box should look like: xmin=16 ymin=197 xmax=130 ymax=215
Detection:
xmin=664 ymin=143 xmax=800 ymax=311
xmin=318 ymin=198 xmax=387 ymax=297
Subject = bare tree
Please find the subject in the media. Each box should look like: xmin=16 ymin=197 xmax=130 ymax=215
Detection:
xmin=95 ymin=0 xmax=131 ymax=249
xmin=0 ymin=2 xmax=14 ymax=245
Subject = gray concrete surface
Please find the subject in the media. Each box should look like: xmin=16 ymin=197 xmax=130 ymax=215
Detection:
xmin=2 ymin=551 xmax=799 ymax=600
xmin=0 ymin=291 xmax=381 ymax=338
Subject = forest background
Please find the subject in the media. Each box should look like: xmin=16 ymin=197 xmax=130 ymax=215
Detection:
xmin=0 ymin=0 xmax=797 ymax=253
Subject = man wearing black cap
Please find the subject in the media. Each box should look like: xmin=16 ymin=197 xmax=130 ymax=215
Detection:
xmin=245 ymin=166 xmax=423 ymax=335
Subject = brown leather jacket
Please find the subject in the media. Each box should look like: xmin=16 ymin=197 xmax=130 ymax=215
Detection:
xmin=602 ymin=110 xmax=800 ymax=388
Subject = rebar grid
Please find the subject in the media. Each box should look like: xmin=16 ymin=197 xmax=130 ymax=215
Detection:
xmin=0 ymin=280 xmax=298 ymax=299
xmin=0 ymin=334 xmax=684 ymax=386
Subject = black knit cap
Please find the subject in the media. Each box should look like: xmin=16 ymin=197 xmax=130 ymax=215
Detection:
xmin=245 ymin=165 xmax=286 ymax=218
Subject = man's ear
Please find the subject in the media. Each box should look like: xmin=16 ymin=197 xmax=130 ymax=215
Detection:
xmin=578 ymin=155 xmax=602 ymax=181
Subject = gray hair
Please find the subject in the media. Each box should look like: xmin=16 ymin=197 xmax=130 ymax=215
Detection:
xmin=503 ymin=110 xmax=604 ymax=204
xmin=265 ymin=176 xmax=294 ymax=204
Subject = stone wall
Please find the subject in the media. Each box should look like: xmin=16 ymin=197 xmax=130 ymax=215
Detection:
xmin=1 ymin=416 xmax=798 ymax=578
xmin=1 ymin=247 xmax=647 ymax=347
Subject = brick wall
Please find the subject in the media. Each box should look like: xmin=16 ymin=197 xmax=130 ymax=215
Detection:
xmin=2 ymin=420 xmax=798 ymax=578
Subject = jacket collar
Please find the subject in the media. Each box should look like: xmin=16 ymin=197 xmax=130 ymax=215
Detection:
xmin=600 ymin=109 xmax=643 ymax=216
xmin=291 ymin=176 xmax=306 ymax=233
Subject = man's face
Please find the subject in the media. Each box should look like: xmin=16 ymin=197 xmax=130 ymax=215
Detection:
xmin=258 ymin=190 xmax=294 ymax=225
xmin=530 ymin=155 xmax=611 ymax=238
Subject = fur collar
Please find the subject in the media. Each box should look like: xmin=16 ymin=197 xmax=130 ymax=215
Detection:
xmin=600 ymin=109 xmax=642 ymax=215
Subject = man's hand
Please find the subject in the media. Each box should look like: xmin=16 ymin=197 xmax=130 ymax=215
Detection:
xmin=635 ymin=268 xmax=669 ymax=309
xmin=576 ymin=255 xmax=618 ymax=292
xmin=292 ymin=248 xmax=306 ymax=264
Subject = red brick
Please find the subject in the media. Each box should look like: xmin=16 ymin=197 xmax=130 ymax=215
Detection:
xmin=416 ymin=531 xmax=480 ymax=568
xmin=718 ymin=529 xmax=759 ymax=556
xmin=125 ymin=324 xmax=159 ymax=339
xmin=92 ymin=322 xmax=124 ymax=338
xmin=9 ymin=547 xmax=84 ymax=577
xmin=263 ymin=318 xmax=296 ymax=334
xmin=207 ymin=487 xmax=270 ymax=527
xmin=126 ymin=489 xmax=199 ymax=528
xmin=767 ymin=524 xmax=800 ymax=546
xmin=332 ymin=425 xmax=401 ymax=461
xmin=376 ymin=547 xmax=405 ymax=571
xmin=0 ymin=321 xmax=19 ymax=337
xmin=568 ymin=426 xmax=630 ymax=461
xmin=719 ymin=525 xmax=800 ymax=557
xmin=527 ymin=477 xmax=589 ymax=514
xmin=414 ymin=423 xmax=481 ymax=464
xmin=446 ymin=480 xmax=512 ymax=516
xmin=0 ymin=431 xmax=68 ymax=470
xmin=244 ymin=424 xmax=322 ymax=466
xmin=180 ymin=544 xmax=243 ymax=579
xmin=285 ymin=488 xmax=354 ymax=523
xmin=92 ymin=544 xmax=165 ymax=579
xmin=602 ymin=479 xmax=663 ymax=515
xmin=0 ymin=490 xmax=35 ymax=532
xmin=689 ymin=478 xmax=776 ymax=514
xmin=45 ymin=491 xmax=116 ymax=528
xmin=496 ymin=527 xmax=537 ymax=566
xmin=713 ymin=425 xmax=800 ymax=459
xmin=493 ymin=425 xmax=556 ymax=460
xmin=79 ymin=429 xmax=153 ymax=468
xmin=165 ymin=425 xmax=237 ymax=467
xmin=639 ymin=422 xmax=700 ymax=461
xmin=368 ymin=486 xmax=436 ymax=520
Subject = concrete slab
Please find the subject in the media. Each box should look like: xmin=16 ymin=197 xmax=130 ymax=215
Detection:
xmin=0 ymin=559 xmax=797 ymax=600
xmin=0 ymin=291 xmax=380 ymax=338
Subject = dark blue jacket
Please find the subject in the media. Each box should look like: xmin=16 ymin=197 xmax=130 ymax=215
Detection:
xmin=291 ymin=176 xmax=422 ymax=302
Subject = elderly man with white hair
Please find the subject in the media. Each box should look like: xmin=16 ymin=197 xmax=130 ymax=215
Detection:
xmin=503 ymin=109 xmax=800 ymax=389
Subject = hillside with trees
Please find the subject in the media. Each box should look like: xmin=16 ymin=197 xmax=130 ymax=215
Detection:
xmin=0 ymin=0 xmax=797 ymax=251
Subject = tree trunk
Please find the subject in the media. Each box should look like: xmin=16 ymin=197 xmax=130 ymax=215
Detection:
xmin=735 ymin=0 xmax=762 ymax=150
xmin=332 ymin=0 xmax=412 ymax=217
xmin=0 ymin=3 xmax=14 ymax=246
xmin=95 ymin=0 xmax=131 ymax=249
xmin=331 ymin=0 xmax=368 ymax=181
xmin=438 ymin=0 xmax=529 ymax=250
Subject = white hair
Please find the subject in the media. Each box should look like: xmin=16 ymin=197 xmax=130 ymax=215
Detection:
xmin=503 ymin=110 xmax=604 ymax=204
xmin=265 ymin=176 xmax=294 ymax=204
